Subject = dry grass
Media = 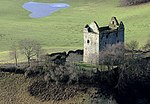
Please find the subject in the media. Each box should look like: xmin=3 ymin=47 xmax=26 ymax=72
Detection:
xmin=0 ymin=72 xmax=93 ymax=104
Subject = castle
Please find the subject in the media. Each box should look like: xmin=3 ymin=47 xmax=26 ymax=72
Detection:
xmin=83 ymin=17 xmax=124 ymax=65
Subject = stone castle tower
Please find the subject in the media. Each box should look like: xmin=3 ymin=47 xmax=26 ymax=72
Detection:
xmin=83 ymin=17 xmax=124 ymax=65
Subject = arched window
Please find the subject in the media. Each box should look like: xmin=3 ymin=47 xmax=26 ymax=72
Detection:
xmin=117 ymin=40 xmax=119 ymax=43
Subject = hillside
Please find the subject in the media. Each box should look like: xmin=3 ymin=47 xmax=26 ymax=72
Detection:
xmin=0 ymin=72 xmax=82 ymax=104
xmin=0 ymin=57 xmax=150 ymax=104
xmin=0 ymin=0 xmax=150 ymax=62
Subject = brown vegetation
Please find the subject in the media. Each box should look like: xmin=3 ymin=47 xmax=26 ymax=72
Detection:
xmin=120 ymin=0 xmax=150 ymax=6
xmin=114 ymin=57 xmax=150 ymax=104
xmin=28 ymin=81 xmax=88 ymax=101
xmin=99 ymin=43 xmax=125 ymax=70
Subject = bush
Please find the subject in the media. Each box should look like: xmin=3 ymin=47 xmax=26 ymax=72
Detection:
xmin=99 ymin=43 xmax=125 ymax=70
xmin=0 ymin=66 xmax=25 ymax=74
xmin=120 ymin=0 xmax=150 ymax=6
xmin=114 ymin=57 xmax=150 ymax=104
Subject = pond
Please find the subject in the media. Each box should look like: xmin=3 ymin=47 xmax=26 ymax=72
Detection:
xmin=22 ymin=2 xmax=70 ymax=18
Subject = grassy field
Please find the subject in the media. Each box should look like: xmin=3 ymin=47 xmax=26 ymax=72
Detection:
xmin=0 ymin=0 xmax=150 ymax=62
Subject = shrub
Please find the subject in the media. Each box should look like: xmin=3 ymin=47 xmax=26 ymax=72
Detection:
xmin=120 ymin=0 xmax=150 ymax=6
xmin=115 ymin=57 xmax=150 ymax=104
xmin=143 ymin=39 xmax=150 ymax=51
xmin=99 ymin=43 xmax=125 ymax=70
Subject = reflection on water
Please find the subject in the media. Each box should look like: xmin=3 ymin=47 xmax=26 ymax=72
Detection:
xmin=22 ymin=2 xmax=70 ymax=18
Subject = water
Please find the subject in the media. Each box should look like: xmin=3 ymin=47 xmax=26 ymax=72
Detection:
xmin=22 ymin=2 xmax=70 ymax=18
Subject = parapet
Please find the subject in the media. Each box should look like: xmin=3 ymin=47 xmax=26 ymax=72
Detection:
xmin=84 ymin=17 xmax=124 ymax=34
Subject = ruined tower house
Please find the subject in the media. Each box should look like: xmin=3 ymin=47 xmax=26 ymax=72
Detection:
xmin=83 ymin=17 xmax=124 ymax=65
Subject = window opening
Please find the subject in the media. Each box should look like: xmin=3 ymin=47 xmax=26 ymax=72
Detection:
xmin=87 ymin=40 xmax=90 ymax=44
xmin=106 ymin=35 xmax=108 ymax=39
xmin=116 ymin=34 xmax=118 ymax=37
xmin=112 ymin=21 xmax=114 ymax=24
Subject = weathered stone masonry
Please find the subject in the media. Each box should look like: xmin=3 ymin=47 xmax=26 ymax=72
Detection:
xmin=83 ymin=17 xmax=124 ymax=65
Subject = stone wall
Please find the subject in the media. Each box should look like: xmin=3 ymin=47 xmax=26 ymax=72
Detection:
xmin=66 ymin=50 xmax=83 ymax=62
xmin=46 ymin=50 xmax=83 ymax=65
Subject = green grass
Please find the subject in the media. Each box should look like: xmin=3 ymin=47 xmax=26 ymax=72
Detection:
xmin=0 ymin=0 xmax=150 ymax=62
xmin=76 ymin=62 xmax=115 ymax=71
xmin=76 ymin=62 xmax=97 ymax=68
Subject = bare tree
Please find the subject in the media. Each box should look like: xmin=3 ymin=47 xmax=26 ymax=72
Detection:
xmin=143 ymin=39 xmax=150 ymax=51
xmin=18 ymin=39 xmax=42 ymax=65
xmin=126 ymin=40 xmax=139 ymax=58
xmin=9 ymin=43 xmax=19 ymax=66
xmin=126 ymin=40 xmax=139 ymax=50
xmin=99 ymin=43 xmax=125 ymax=70
xmin=34 ymin=43 xmax=44 ymax=62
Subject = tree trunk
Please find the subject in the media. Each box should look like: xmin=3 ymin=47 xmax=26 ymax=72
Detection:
xmin=27 ymin=57 xmax=30 ymax=66
xmin=15 ymin=56 xmax=18 ymax=66
xmin=107 ymin=65 xmax=110 ymax=70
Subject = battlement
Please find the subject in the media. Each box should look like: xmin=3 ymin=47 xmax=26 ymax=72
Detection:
xmin=84 ymin=17 xmax=124 ymax=34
